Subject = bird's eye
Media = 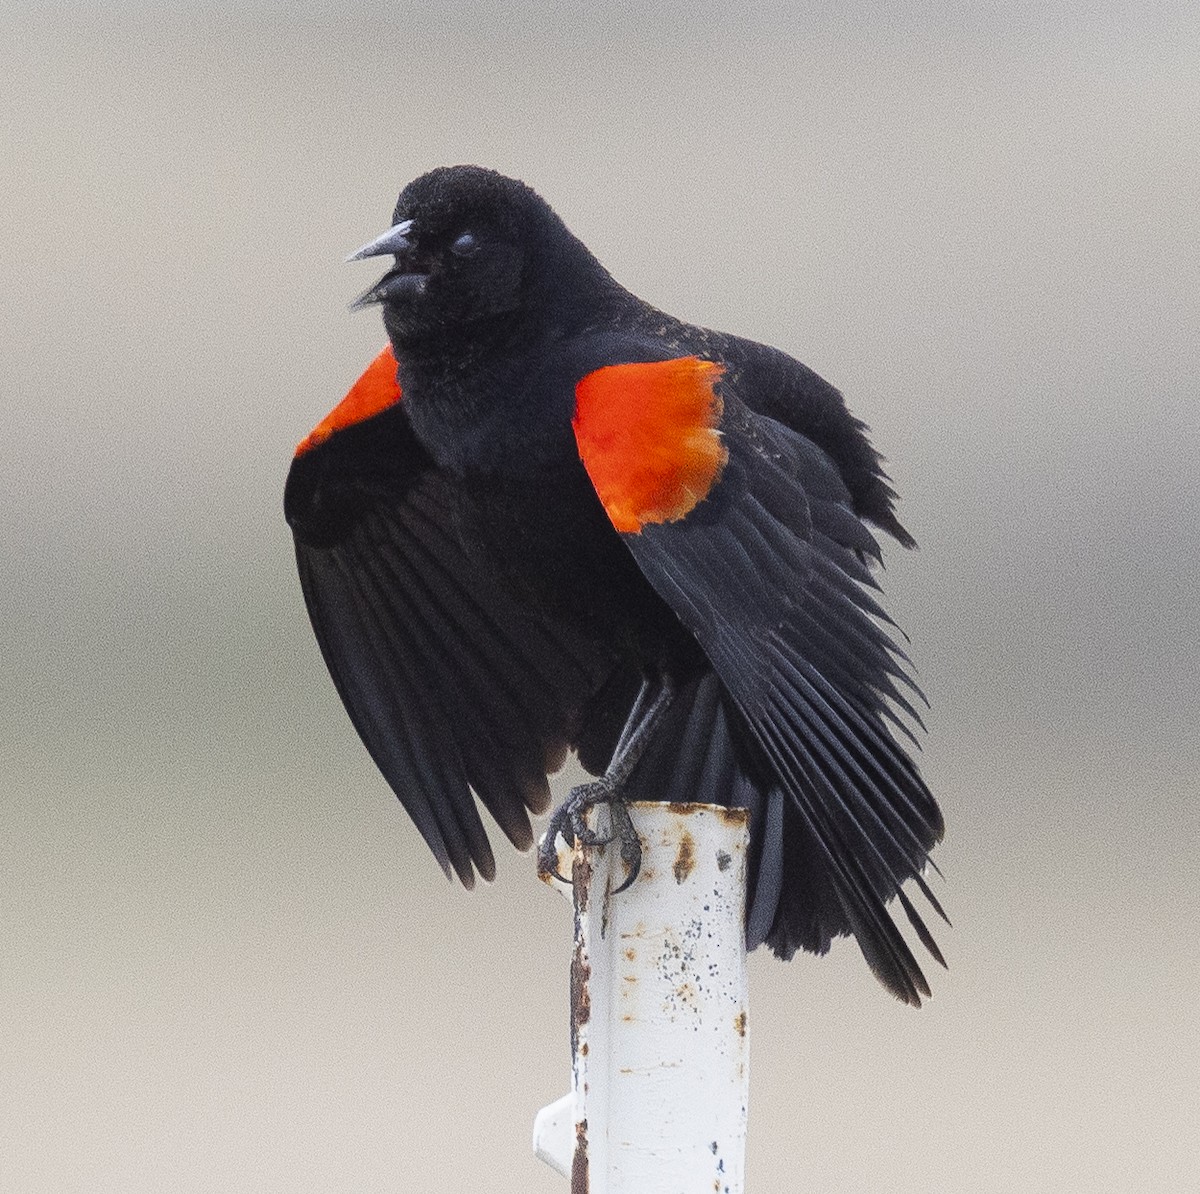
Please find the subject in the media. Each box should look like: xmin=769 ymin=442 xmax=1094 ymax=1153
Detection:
xmin=450 ymin=232 xmax=479 ymax=257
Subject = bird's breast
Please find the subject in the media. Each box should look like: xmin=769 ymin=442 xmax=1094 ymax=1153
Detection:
xmin=457 ymin=458 xmax=697 ymax=673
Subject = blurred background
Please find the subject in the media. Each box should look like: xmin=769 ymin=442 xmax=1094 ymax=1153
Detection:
xmin=3 ymin=2 xmax=1197 ymax=1190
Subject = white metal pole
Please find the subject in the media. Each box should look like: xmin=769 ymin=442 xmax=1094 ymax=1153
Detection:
xmin=534 ymin=801 xmax=751 ymax=1193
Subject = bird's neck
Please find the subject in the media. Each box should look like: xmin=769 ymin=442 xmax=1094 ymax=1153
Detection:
xmin=392 ymin=263 xmax=633 ymax=476
xmin=392 ymin=312 xmax=574 ymax=478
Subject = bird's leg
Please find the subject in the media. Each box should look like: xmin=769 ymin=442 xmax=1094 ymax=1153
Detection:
xmin=538 ymin=677 xmax=675 ymax=893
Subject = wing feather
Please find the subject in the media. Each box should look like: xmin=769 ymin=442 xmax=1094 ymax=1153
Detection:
xmin=592 ymin=383 xmax=945 ymax=1003
xmin=288 ymin=402 xmax=617 ymax=887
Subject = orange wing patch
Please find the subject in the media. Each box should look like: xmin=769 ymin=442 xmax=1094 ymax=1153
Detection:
xmin=295 ymin=345 xmax=402 ymax=457
xmin=573 ymin=357 xmax=727 ymax=534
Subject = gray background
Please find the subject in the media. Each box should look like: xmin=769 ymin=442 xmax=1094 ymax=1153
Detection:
xmin=3 ymin=3 xmax=1197 ymax=1190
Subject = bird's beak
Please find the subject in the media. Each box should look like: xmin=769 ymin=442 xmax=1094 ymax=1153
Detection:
xmin=346 ymin=219 xmax=414 ymax=262
xmin=346 ymin=219 xmax=428 ymax=310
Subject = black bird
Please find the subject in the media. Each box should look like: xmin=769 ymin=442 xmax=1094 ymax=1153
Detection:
xmin=285 ymin=165 xmax=946 ymax=1004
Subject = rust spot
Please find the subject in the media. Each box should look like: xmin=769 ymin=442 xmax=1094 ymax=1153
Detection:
xmin=579 ymin=1041 xmax=588 ymax=1057
xmin=570 ymin=942 xmax=590 ymax=1061
xmin=572 ymin=850 xmax=593 ymax=914
xmin=571 ymin=1118 xmax=588 ymax=1194
xmin=624 ymin=947 xmax=636 ymax=962
xmin=666 ymin=801 xmax=694 ymax=814
xmin=734 ymin=1010 xmax=747 ymax=1037
xmin=715 ymin=806 xmax=748 ymax=828
xmin=716 ymin=849 xmax=732 ymax=872
xmin=673 ymin=831 xmax=696 ymax=883
xmin=571 ymin=945 xmax=591 ymax=1028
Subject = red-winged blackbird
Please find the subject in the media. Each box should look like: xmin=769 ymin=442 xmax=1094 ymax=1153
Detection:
xmin=285 ymin=166 xmax=946 ymax=1004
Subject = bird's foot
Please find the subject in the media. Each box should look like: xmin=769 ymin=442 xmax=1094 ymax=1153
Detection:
xmin=537 ymin=780 xmax=643 ymax=894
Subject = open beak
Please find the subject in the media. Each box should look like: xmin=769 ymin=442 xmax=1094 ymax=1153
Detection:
xmin=346 ymin=219 xmax=428 ymax=309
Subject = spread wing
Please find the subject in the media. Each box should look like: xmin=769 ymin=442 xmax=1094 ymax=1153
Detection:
xmin=285 ymin=354 xmax=617 ymax=887
xmin=572 ymin=347 xmax=946 ymax=1004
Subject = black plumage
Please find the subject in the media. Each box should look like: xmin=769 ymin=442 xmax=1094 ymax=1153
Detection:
xmin=285 ymin=165 xmax=945 ymax=1003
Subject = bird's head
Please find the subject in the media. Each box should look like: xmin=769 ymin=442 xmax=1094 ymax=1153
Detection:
xmin=347 ymin=165 xmax=609 ymax=347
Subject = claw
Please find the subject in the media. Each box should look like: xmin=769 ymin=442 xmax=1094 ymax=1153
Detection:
xmin=536 ymin=780 xmax=643 ymax=892
xmin=608 ymin=800 xmax=644 ymax=894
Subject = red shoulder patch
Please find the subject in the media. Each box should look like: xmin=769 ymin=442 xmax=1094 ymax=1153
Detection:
xmin=295 ymin=345 xmax=402 ymax=457
xmin=572 ymin=356 xmax=727 ymax=534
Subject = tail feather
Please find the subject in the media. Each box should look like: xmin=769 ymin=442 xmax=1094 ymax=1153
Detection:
xmin=612 ymin=666 xmax=944 ymax=1004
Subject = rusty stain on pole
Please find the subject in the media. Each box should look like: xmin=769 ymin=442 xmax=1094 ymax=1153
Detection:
xmin=534 ymin=801 xmax=751 ymax=1193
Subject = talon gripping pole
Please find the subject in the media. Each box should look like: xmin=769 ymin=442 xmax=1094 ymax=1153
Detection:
xmin=534 ymin=802 xmax=751 ymax=1192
